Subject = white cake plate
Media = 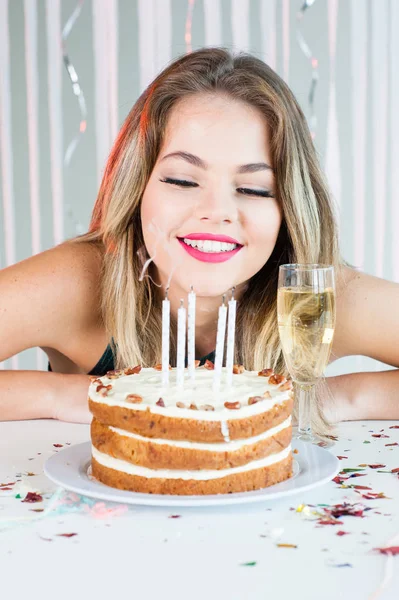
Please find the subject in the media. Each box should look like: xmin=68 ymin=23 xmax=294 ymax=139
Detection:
xmin=44 ymin=440 xmax=339 ymax=507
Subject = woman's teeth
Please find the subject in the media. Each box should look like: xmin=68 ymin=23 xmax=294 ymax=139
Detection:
xmin=182 ymin=238 xmax=238 ymax=253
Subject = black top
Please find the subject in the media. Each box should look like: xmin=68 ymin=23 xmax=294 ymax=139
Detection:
xmin=48 ymin=345 xmax=216 ymax=376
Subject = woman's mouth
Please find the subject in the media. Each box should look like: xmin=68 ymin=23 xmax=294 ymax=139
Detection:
xmin=177 ymin=234 xmax=243 ymax=263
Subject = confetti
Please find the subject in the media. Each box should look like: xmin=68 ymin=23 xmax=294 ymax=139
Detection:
xmin=358 ymin=492 xmax=390 ymax=500
xmin=363 ymin=440 xmax=371 ymax=444
xmin=389 ymin=425 xmax=399 ymax=429
xmin=368 ymin=464 xmax=386 ymax=469
xmin=372 ymin=434 xmax=389 ymax=439
xmin=337 ymin=456 xmax=348 ymax=460
xmin=386 ymin=443 xmax=399 ymax=447
xmin=277 ymin=543 xmax=297 ymax=548
xmin=330 ymin=503 xmax=366 ymax=518
xmin=331 ymin=563 xmax=353 ymax=568
xmin=53 ymin=444 xmax=63 ymax=448
xmin=25 ymin=472 xmax=37 ymax=477
xmin=57 ymin=533 xmax=78 ymax=538
xmin=240 ymin=561 xmax=257 ymax=567
xmin=333 ymin=476 xmax=348 ymax=485
xmin=336 ymin=531 xmax=349 ymax=536
xmin=83 ymin=502 xmax=128 ymax=519
xmin=21 ymin=492 xmax=43 ymax=503
xmin=340 ymin=468 xmax=365 ymax=473
xmin=374 ymin=546 xmax=399 ymax=556
xmin=169 ymin=515 xmax=181 ymax=519
xmin=391 ymin=468 xmax=399 ymax=473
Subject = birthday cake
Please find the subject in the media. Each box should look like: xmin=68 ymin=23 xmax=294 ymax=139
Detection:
xmin=88 ymin=363 xmax=294 ymax=495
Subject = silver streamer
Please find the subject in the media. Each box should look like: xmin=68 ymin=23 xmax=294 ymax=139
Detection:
xmin=61 ymin=0 xmax=87 ymax=235
xmin=296 ymin=0 xmax=319 ymax=138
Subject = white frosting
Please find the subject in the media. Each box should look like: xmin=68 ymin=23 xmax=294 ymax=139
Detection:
xmin=89 ymin=366 xmax=291 ymax=422
xmin=221 ymin=420 xmax=230 ymax=442
xmin=92 ymin=444 xmax=292 ymax=480
xmin=108 ymin=416 xmax=292 ymax=451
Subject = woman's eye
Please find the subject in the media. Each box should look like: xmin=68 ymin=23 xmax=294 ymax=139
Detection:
xmin=160 ymin=177 xmax=198 ymax=188
xmin=237 ymin=187 xmax=274 ymax=198
xmin=160 ymin=178 xmax=274 ymax=198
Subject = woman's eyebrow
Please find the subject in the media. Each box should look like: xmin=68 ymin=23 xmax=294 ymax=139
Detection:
xmin=161 ymin=151 xmax=274 ymax=173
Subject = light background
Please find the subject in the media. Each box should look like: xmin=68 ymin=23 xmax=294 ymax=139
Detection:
xmin=0 ymin=0 xmax=398 ymax=376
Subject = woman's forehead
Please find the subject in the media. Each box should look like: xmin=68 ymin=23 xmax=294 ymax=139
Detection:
xmin=160 ymin=95 xmax=273 ymax=168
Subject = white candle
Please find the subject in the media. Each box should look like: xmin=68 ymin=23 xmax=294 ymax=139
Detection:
xmin=225 ymin=288 xmax=237 ymax=386
xmin=213 ymin=296 xmax=227 ymax=392
xmin=187 ymin=286 xmax=196 ymax=381
xmin=176 ymin=299 xmax=186 ymax=388
xmin=161 ymin=289 xmax=170 ymax=387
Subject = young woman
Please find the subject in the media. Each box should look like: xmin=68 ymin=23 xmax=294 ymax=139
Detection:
xmin=1 ymin=48 xmax=398 ymax=431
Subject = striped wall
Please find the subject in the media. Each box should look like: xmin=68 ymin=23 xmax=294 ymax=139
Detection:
xmin=0 ymin=0 xmax=397 ymax=374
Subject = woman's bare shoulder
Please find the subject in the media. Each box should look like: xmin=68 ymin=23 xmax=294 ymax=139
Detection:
xmin=331 ymin=264 xmax=399 ymax=366
xmin=0 ymin=240 xmax=105 ymax=361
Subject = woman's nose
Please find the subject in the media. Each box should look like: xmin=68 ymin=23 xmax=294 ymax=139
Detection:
xmin=193 ymin=188 xmax=238 ymax=224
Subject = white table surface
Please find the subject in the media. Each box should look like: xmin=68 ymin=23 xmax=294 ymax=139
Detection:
xmin=1 ymin=419 xmax=398 ymax=600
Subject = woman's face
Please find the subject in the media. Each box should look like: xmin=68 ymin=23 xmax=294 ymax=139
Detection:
xmin=141 ymin=94 xmax=282 ymax=297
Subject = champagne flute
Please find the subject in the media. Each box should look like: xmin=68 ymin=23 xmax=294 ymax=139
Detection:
xmin=277 ymin=264 xmax=336 ymax=446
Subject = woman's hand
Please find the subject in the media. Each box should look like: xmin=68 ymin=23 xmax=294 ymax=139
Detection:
xmin=52 ymin=373 xmax=93 ymax=424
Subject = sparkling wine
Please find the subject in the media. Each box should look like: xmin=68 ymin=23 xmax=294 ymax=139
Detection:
xmin=277 ymin=287 xmax=336 ymax=385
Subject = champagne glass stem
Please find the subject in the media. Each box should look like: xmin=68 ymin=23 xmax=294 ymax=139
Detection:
xmin=296 ymin=383 xmax=314 ymax=439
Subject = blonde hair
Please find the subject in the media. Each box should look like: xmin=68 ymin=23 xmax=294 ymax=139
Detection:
xmin=76 ymin=47 xmax=343 ymax=435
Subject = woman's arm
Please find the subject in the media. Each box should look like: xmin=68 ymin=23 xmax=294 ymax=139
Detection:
xmin=0 ymin=242 xmax=102 ymax=422
xmin=326 ymin=266 xmax=399 ymax=421
xmin=325 ymin=369 xmax=399 ymax=422
xmin=0 ymin=370 xmax=91 ymax=422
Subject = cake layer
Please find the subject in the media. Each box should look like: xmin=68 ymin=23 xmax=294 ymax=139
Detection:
xmin=89 ymin=395 xmax=293 ymax=443
xmin=91 ymin=416 xmax=292 ymax=470
xmin=91 ymin=447 xmax=293 ymax=495
xmin=88 ymin=367 xmax=292 ymax=422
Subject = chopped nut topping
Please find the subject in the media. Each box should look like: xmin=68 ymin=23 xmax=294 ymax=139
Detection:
xmin=156 ymin=398 xmax=165 ymax=407
xmin=233 ymin=364 xmax=245 ymax=374
xmin=125 ymin=393 xmax=143 ymax=404
xmin=224 ymin=401 xmax=241 ymax=410
xmin=98 ymin=387 xmax=112 ymax=397
xmin=124 ymin=366 xmax=142 ymax=375
xmin=263 ymin=391 xmax=272 ymax=399
xmin=154 ymin=364 xmax=171 ymax=371
xmin=278 ymin=380 xmax=292 ymax=391
xmin=96 ymin=384 xmax=112 ymax=393
xmin=268 ymin=374 xmax=285 ymax=385
xmin=200 ymin=404 xmax=215 ymax=411
xmin=90 ymin=378 xmax=102 ymax=385
xmin=106 ymin=369 xmax=123 ymax=378
xmin=258 ymin=368 xmax=273 ymax=377
xmin=204 ymin=359 xmax=215 ymax=370
xmin=248 ymin=396 xmax=262 ymax=405
xmin=189 ymin=403 xmax=198 ymax=410
xmin=176 ymin=402 xmax=186 ymax=409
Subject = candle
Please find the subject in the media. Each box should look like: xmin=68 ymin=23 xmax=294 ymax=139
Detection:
xmin=213 ymin=296 xmax=227 ymax=392
xmin=162 ymin=288 xmax=170 ymax=387
xmin=176 ymin=299 xmax=186 ymax=388
xmin=225 ymin=288 xmax=237 ymax=386
xmin=187 ymin=286 xmax=196 ymax=381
